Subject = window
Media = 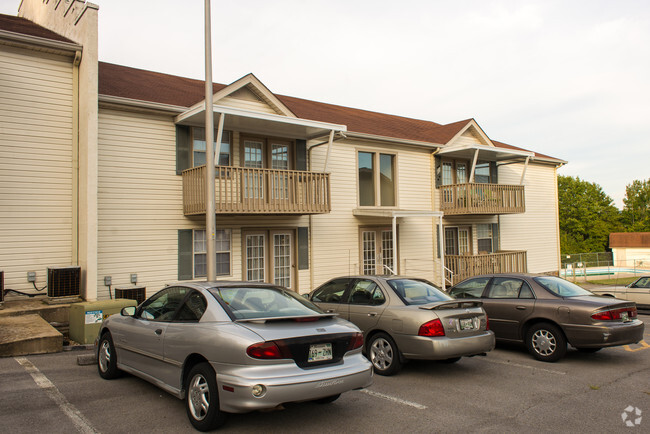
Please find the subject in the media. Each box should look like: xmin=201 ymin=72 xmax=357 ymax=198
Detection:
xmin=487 ymin=278 xmax=524 ymax=299
xmin=193 ymin=229 xmax=231 ymax=278
xmin=477 ymin=224 xmax=493 ymax=253
xmin=475 ymin=161 xmax=491 ymax=184
xmin=358 ymin=151 xmax=396 ymax=206
xmin=349 ymin=280 xmax=385 ymax=306
xmin=449 ymin=277 xmax=490 ymax=299
xmin=176 ymin=291 xmax=208 ymax=322
xmin=443 ymin=226 xmax=471 ymax=256
xmin=311 ymin=278 xmax=351 ymax=303
xmin=192 ymin=127 xmax=231 ymax=167
xmin=140 ymin=286 xmax=192 ymax=321
xmin=440 ymin=159 xmax=470 ymax=186
xmin=387 ymin=278 xmax=451 ymax=305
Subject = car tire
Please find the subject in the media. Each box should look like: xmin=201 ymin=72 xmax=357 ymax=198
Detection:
xmin=97 ymin=332 xmax=121 ymax=380
xmin=313 ymin=394 xmax=341 ymax=404
xmin=525 ymin=323 xmax=567 ymax=362
xmin=185 ymin=362 xmax=227 ymax=432
xmin=577 ymin=347 xmax=602 ymax=353
xmin=368 ymin=332 xmax=402 ymax=376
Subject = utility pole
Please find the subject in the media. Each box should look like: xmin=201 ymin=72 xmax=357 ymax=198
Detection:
xmin=204 ymin=0 xmax=216 ymax=281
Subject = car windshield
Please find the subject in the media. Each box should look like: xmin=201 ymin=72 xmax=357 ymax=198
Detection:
xmin=387 ymin=279 xmax=453 ymax=305
xmin=533 ymin=276 xmax=593 ymax=297
xmin=209 ymin=286 xmax=324 ymax=320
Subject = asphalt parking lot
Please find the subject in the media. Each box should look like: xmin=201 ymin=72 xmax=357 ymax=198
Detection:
xmin=2 ymin=315 xmax=649 ymax=433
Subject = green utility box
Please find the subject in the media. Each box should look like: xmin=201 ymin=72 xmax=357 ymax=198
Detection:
xmin=69 ymin=299 xmax=137 ymax=344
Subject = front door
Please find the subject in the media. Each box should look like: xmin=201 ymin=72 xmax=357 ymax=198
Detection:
xmin=360 ymin=228 xmax=395 ymax=275
xmin=243 ymin=230 xmax=296 ymax=289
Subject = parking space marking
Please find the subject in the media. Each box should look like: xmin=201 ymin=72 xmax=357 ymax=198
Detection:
xmin=624 ymin=340 xmax=650 ymax=352
xmin=478 ymin=357 xmax=566 ymax=375
xmin=15 ymin=357 xmax=99 ymax=434
xmin=360 ymin=389 xmax=428 ymax=409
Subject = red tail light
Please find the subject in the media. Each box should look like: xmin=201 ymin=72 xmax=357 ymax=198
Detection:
xmin=246 ymin=342 xmax=283 ymax=359
xmin=591 ymin=306 xmax=637 ymax=321
xmin=486 ymin=316 xmax=490 ymax=330
xmin=347 ymin=332 xmax=364 ymax=350
xmin=418 ymin=318 xmax=445 ymax=337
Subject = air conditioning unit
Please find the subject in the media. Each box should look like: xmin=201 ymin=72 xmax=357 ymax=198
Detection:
xmin=114 ymin=286 xmax=146 ymax=305
xmin=47 ymin=266 xmax=81 ymax=298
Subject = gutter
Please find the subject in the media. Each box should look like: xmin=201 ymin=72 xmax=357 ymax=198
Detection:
xmin=98 ymin=95 xmax=189 ymax=114
xmin=0 ymin=28 xmax=82 ymax=56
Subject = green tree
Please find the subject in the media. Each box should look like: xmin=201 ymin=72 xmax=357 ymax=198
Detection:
xmin=558 ymin=175 xmax=621 ymax=254
xmin=621 ymin=179 xmax=650 ymax=231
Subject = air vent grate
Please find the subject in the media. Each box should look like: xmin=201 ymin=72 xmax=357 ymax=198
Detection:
xmin=47 ymin=266 xmax=81 ymax=298
xmin=114 ymin=286 xmax=146 ymax=305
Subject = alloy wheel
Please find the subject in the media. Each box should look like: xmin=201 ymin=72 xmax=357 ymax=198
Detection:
xmin=98 ymin=340 xmax=111 ymax=373
xmin=531 ymin=329 xmax=556 ymax=356
xmin=188 ymin=373 xmax=210 ymax=422
xmin=370 ymin=337 xmax=394 ymax=370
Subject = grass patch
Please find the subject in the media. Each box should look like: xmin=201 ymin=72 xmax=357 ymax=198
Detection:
xmin=581 ymin=277 xmax=637 ymax=286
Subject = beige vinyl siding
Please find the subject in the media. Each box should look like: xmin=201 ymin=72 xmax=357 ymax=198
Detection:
xmin=218 ymin=95 xmax=279 ymax=115
xmin=498 ymin=163 xmax=560 ymax=273
xmin=308 ymin=140 xmax=436 ymax=291
xmin=455 ymin=129 xmax=488 ymax=147
xmin=98 ymin=110 xmax=308 ymax=298
xmin=612 ymin=248 xmax=650 ymax=267
xmin=0 ymin=47 xmax=74 ymax=293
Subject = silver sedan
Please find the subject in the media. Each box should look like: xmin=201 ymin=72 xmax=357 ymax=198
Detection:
xmin=96 ymin=281 xmax=372 ymax=431
xmin=308 ymin=276 xmax=495 ymax=375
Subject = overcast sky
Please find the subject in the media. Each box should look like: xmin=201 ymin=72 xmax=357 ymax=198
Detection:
xmin=2 ymin=0 xmax=649 ymax=208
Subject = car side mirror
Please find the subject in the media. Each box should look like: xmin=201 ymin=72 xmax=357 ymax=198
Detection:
xmin=121 ymin=306 xmax=136 ymax=317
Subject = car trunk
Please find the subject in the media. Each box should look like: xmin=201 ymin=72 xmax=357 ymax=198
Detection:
xmin=418 ymin=301 xmax=488 ymax=337
xmin=236 ymin=316 xmax=360 ymax=368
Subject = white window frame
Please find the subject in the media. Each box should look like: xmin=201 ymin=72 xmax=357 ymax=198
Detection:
xmin=193 ymin=229 xmax=232 ymax=278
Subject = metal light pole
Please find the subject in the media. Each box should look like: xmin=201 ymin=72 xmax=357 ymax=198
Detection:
xmin=204 ymin=0 xmax=216 ymax=281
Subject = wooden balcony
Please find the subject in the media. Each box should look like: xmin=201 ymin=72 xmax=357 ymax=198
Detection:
xmin=182 ymin=166 xmax=331 ymax=215
xmin=439 ymin=183 xmax=525 ymax=215
xmin=445 ymin=250 xmax=528 ymax=285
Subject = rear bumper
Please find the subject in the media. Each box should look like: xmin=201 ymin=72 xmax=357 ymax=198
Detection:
xmin=398 ymin=330 xmax=495 ymax=360
xmin=212 ymin=352 xmax=373 ymax=413
xmin=563 ymin=320 xmax=645 ymax=348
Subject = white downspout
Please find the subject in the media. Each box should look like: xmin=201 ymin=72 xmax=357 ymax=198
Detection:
xmin=323 ymin=129 xmax=335 ymax=172
xmin=519 ymin=156 xmax=530 ymax=185
xmin=469 ymin=149 xmax=479 ymax=183
xmin=439 ymin=215 xmax=445 ymax=291
xmin=392 ymin=215 xmax=398 ymax=275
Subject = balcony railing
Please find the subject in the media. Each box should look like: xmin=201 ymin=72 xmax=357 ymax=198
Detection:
xmin=183 ymin=166 xmax=331 ymax=215
xmin=445 ymin=250 xmax=528 ymax=285
xmin=439 ymin=183 xmax=525 ymax=215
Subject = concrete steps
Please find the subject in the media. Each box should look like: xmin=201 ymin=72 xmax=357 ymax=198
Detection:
xmin=0 ymin=298 xmax=70 ymax=357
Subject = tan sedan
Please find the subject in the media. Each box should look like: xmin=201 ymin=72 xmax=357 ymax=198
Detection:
xmin=309 ymin=276 xmax=495 ymax=375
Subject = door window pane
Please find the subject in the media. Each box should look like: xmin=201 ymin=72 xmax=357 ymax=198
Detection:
xmin=246 ymin=235 xmax=265 ymax=282
xmin=381 ymin=230 xmax=394 ymax=274
xmin=458 ymin=229 xmax=470 ymax=255
xmin=311 ymin=278 xmax=350 ymax=303
xmin=442 ymin=162 xmax=453 ymax=185
xmin=487 ymin=278 xmax=523 ymax=299
xmin=445 ymin=228 xmax=459 ymax=255
xmin=273 ymin=234 xmax=291 ymax=288
xmin=362 ymin=231 xmax=376 ymax=275
xmin=244 ymin=141 xmax=263 ymax=168
xmin=380 ymin=154 xmax=395 ymax=206
xmin=456 ymin=163 xmax=467 ymax=184
xmin=271 ymin=144 xmax=289 ymax=170
xmin=358 ymin=152 xmax=375 ymax=206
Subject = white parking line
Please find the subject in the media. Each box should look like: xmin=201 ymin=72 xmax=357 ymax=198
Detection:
xmin=360 ymin=389 xmax=428 ymax=409
xmin=479 ymin=357 xmax=566 ymax=375
xmin=15 ymin=357 xmax=99 ymax=434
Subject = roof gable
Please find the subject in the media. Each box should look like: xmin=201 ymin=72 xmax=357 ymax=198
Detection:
xmin=209 ymin=73 xmax=296 ymax=117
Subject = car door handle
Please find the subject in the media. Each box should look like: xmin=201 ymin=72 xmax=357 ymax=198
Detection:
xmin=155 ymin=329 xmax=163 ymax=335
xmin=367 ymin=312 xmax=377 ymax=317
xmin=325 ymin=309 xmax=335 ymax=313
xmin=516 ymin=306 xmax=527 ymax=310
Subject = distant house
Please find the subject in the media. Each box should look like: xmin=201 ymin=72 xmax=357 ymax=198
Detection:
xmin=0 ymin=0 xmax=566 ymax=301
xmin=609 ymin=232 xmax=650 ymax=268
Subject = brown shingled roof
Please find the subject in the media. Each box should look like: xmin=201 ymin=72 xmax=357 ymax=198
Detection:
xmin=0 ymin=13 xmax=74 ymax=44
xmin=609 ymin=232 xmax=650 ymax=248
xmin=98 ymin=62 xmax=560 ymax=160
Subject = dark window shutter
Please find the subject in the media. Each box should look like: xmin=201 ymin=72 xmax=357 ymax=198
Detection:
xmin=297 ymin=227 xmax=309 ymax=270
xmin=436 ymin=224 xmax=441 ymax=258
xmin=176 ymin=125 xmax=191 ymax=175
xmin=178 ymin=229 xmax=193 ymax=280
xmin=434 ymin=155 xmax=442 ymax=187
xmin=491 ymin=223 xmax=500 ymax=253
xmin=490 ymin=161 xmax=498 ymax=184
xmin=296 ymin=139 xmax=307 ymax=171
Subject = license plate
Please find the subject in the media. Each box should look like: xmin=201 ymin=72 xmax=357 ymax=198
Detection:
xmin=459 ymin=318 xmax=474 ymax=330
xmin=308 ymin=343 xmax=333 ymax=362
xmin=621 ymin=311 xmax=629 ymax=322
